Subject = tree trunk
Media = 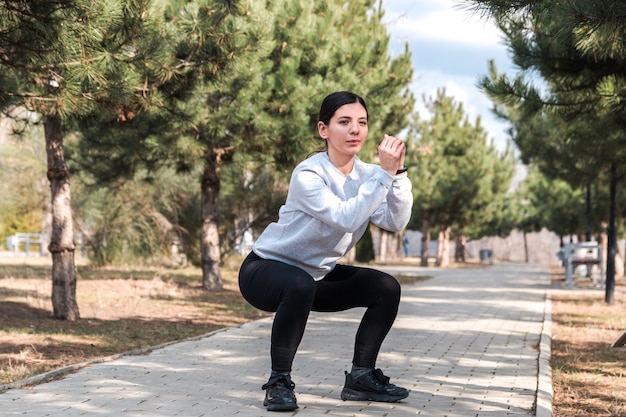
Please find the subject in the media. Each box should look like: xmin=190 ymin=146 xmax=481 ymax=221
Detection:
xmin=436 ymin=228 xmax=444 ymax=267
xmin=585 ymin=182 xmax=592 ymax=241
xmin=383 ymin=231 xmax=400 ymax=262
xmin=454 ymin=233 xmax=466 ymax=263
xmin=420 ymin=214 xmax=431 ymax=267
xmin=437 ymin=224 xmax=450 ymax=268
xmin=523 ymin=230 xmax=529 ymax=263
xmin=378 ymin=229 xmax=388 ymax=263
xmin=201 ymin=148 xmax=223 ymax=291
xmin=40 ymin=175 xmax=52 ymax=256
xmin=605 ymin=163 xmax=618 ymax=304
xmin=44 ymin=114 xmax=79 ymax=321
xmin=391 ymin=231 xmax=400 ymax=261
xmin=436 ymin=224 xmax=451 ymax=268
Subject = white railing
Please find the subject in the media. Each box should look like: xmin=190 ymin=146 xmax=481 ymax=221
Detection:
xmin=5 ymin=233 xmax=43 ymax=256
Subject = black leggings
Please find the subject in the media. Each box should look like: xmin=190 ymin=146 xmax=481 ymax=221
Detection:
xmin=238 ymin=252 xmax=401 ymax=373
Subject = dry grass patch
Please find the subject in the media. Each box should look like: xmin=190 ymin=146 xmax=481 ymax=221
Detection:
xmin=0 ymin=256 xmax=429 ymax=388
xmin=0 ymin=256 xmax=267 ymax=386
xmin=551 ymin=266 xmax=626 ymax=417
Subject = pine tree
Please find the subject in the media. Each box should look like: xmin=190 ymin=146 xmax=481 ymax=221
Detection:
xmin=521 ymin=165 xmax=585 ymax=242
xmin=0 ymin=0 xmax=163 ymax=319
xmin=73 ymin=0 xmax=414 ymax=289
xmin=406 ymin=89 xmax=514 ymax=267
xmin=467 ymin=0 xmax=626 ymax=302
xmin=240 ymin=0 xmax=415 ymax=262
xmin=72 ymin=0 xmax=275 ymax=290
xmin=254 ymin=0 xmax=414 ymax=168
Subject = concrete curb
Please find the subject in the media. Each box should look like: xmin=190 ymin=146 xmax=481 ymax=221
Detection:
xmin=536 ymin=292 xmax=553 ymax=417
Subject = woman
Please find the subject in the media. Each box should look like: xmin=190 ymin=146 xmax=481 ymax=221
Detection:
xmin=238 ymin=91 xmax=413 ymax=411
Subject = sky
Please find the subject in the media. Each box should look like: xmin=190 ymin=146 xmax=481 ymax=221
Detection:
xmin=381 ymin=0 xmax=515 ymax=152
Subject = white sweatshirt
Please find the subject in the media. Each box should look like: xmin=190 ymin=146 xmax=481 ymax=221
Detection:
xmin=253 ymin=152 xmax=413 ymax=280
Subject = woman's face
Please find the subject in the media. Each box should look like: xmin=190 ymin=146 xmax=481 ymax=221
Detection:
xmin=317 ymin=102 xmax=368 ymax=160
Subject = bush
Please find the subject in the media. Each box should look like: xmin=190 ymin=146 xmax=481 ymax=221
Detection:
xmin=355 ymin=226 xmax=375 ymax=263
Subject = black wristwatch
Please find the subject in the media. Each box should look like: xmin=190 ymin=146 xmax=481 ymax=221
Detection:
xmin=395 ymin=164 xmax=408 ymax=175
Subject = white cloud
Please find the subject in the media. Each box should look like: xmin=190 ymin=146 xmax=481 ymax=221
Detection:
xmin=442 ymin=80 xmax=469 ymax=104
xmin=409 ymin=71 xmax=510 ymax=149
xmin=384 ymin=0 xmax=502 ymax=47
xmin=383 ymin=0 xmax=513 ymax=152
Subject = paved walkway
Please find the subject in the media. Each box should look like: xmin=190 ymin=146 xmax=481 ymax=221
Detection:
xmin=1 ymin=262 xmax=552 ymax=416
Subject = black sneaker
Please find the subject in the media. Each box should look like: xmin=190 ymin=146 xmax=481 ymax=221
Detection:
xmin=261 ymin=374 xmax=298 ymax=411
xmin=340 ymin=368 xmax=409 ymax=402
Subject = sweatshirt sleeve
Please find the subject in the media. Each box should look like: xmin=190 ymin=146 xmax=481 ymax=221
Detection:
xmin=287 ymin=165 xmax=395 ymax=233
xmin=369 ymin=175 xmax=413 ymax=232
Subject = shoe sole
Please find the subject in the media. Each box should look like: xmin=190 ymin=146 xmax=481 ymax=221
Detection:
xmin=264 ymin=400 xmax=298 ymax=412
xmin=340 ymin=387 xmax=409 ymax=403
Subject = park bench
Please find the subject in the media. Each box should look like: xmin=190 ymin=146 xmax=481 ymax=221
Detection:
xmin=557 ymin=242 xmax=604 ymax=289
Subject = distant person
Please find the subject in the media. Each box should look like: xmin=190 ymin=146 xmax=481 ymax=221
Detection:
xmin=238 ymin=91 xmax=413 ymax=411
xmin=403 ymin=235 xmax=409 ymax=256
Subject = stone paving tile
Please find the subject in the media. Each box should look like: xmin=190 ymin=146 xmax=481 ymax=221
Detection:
xmin=0 ymin=262 xmax=550 ymax=417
